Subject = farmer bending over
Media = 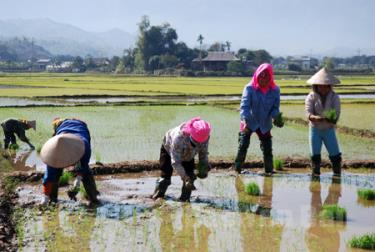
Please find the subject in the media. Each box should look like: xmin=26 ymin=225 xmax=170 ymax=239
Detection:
xmin=40 ymin=118 xmax=99 ymax=205
xmin=152 ymin=116 xmax=211 ymax=202
xmin=1 ymin=118 xmax=36 ymax=149
xmin=234 ymin=63 xmax=283 ymax=175
xmin=305 ymin=68 xmax=342 ymax=177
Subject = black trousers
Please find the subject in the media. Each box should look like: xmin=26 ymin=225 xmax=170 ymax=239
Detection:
xmin=159 ymin=145 xmax=195 ymax=180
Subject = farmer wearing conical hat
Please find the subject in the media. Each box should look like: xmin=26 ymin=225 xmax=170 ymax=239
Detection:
xmin=234 ymin=63 xmax=284 ymax=175
xmin=40 ymin=118 xmax=99 ymax=205
xmin=305 ymin=68 xmax=342 ymax=177
xmin=1 ymin=118 xmax=36 ymax=150
xmin=152 ymin=116 xmax=211 ymax=202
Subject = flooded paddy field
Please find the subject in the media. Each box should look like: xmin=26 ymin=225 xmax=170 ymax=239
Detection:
xmin=1 ymin=105 xmax=375 ymax=173
xmin=14 ymin=170 xmax=375 ymax=251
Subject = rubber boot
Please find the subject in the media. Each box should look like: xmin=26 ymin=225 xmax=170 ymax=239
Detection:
xmin=311 ymin=154 xmax=321 ymax=176
xmin=43 ymin=181 xmax=59 ymax=203
xmin=260 ymin=138 xmax=273 ymax=175
xmin=152 ymin=178 xmax=171 ymax=199
xmin=329 ymin=153 xmax=342 ymax=177
xmin=82 ymin=173 xmax=100 ymax=204
xmin=234 ymin=132 xmax=250 ymax=173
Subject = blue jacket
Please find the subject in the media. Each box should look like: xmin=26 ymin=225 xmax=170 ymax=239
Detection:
xmin=240 ymin=85 xmax=280 ymax=133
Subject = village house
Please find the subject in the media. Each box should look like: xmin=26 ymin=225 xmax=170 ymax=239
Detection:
xmin=193 ymin=51 xmax=239 ymax=71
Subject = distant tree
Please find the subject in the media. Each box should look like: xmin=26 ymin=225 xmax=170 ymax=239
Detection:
xmin=227 ymin=61 xmax=244 ymax=73
xmin=72 ymin=56 xmax=85 ymax=72
xmin=288 ymin=63 xmax=302 ymax=72
xmin=175 ymin=42 xmax=198 ymax=69
xmin=225 ymin=41 xmax=231 ymax=52
xmin=110 ymin=56 xmax=120 ymax=72
xmin=160 ymin=55 xmax=178 ymax=68
xmin=85 ymin=57 xmax=96 ymax=70
xmin=253 ymin=50 xmax=272 ymax=65
xmin=323 ymin=57 xmax=335 ymax=70
xmin=135 ymin=16 xmax=178 ymax=71
xmin=148 ymin=55 xmax=161 ymax=70
xmin=208 ymin=42 xmax=225 ymax=52
xmin=123 ymin=48 xmax=136 ymax=72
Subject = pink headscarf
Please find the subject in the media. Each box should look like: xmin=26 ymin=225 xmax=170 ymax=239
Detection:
xmin=250 ymin=63 xmax=277 ymax=94
xmin=182 ymin=116 xmax=211 ymax=143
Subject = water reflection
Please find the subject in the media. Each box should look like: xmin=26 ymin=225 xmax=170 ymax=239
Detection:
xmin=158 ymin=204 xmax=211 ymax=252
xmin=235 ymin=176 xmax=283 ymax=251
xmin=306 ymin=177 xmax=345 ymax=252
xmin=41 ymin=208 xmax=97 ymax=251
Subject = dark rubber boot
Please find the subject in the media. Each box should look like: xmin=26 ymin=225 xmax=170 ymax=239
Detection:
xmin=82 ymin=173 xmax=100 ymax=204
xmin=311 ymin=154 xmax=321 ymax=176
xmin=152 ymin=178 xmax=171 ymax=199
xmin=260 ymin=138 xmax=273 ymax=174
xmin=49 ymin=182 xmax=59 ymax=203
xmin=179 ymin=184 xmax=192 ymax=202
xmin=234 ymin=132 xmax=250 ymax=173
xmin=329 ymin=153 xmax=342 ymax=177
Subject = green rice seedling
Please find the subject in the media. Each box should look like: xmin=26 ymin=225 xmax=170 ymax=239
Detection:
xmin=273 ymin=159 xmax=284 ymax=171
xmin=358 ymin=189 xmax=375 ymax=200
xmin=319 ymin=204 xmax=347 ymax=221
xmin=245 ymin=182 xmax=260 ymax=196
xmin=348 ymin=233 xmax=375 ymax=250
xmin=58 ymin=171 xmax=73 ymax=186
xmin=323 ymin=108 xmax=337 ymax=123
xmin=9 ymin=143 xmax=19 ymax=150
xmin=273 ymin=112 xmax=285 ymax=127
xmin=95 ymin=151 xmax=102 ymax=164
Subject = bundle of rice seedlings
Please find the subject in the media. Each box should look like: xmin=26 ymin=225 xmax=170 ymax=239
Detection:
xmin=59 ymin=171 xmax=74 ymax=186
xmin=348 ymin=233 xmax=375 ymax=250
xmin=245 ymin=182 xmax=260 ymax=196
xmin=357 ymin=188 xmax=375 ymax=201
xmin=323 ymin=108 xmax=337 ymax=123
xmin=273 ymin=159 xmax=284 ymax=171
xmin=319 ymin=204 xmax=347 ymax=221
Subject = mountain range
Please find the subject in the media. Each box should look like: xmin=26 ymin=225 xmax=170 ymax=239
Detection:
xmin=0 ymin=18 xmax=136 ymax=57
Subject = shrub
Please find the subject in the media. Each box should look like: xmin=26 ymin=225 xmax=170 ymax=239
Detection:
xmin=358 ymin=189 xmax=375 ymax=200
xmin=274 ymin=159 xmax=284 ymax=171
xmin=348 ymin=233 xmax=375 ymax=250
xmin=245 ymin=182 xmax=260 ymax=196
xmin=319 ymin=204 xmax=347 ymax=221
xmin=59 ymin=171 xmax=73 ymax=186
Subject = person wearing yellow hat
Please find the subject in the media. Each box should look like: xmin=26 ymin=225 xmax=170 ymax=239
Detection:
xmin=40 ymin=118 xmax=99 ymax=205
xmin=305 ymin=68 xmax=342 ymax=177
xmin=1 ymin=118 xmax=36 ymax=150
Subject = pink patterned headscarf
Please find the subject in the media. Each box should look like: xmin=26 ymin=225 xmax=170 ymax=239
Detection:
xmin=182 ymin=116 xmax=211 ymax=143
xmin=250 ymin=63 xmax=277 ymax=94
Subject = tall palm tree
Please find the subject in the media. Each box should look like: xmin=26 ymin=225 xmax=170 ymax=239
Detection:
xmin=225 ymin=41 xmax=231 ymax=52
xmin=197 ymin=34 xmax=204 ymax=68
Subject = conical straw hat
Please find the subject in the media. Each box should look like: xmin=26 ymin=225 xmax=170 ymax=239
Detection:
xmin=307 ymin=68 xmax=340 ymax=85
xmin=40 ymin=133 xmax=85 ymax=168
xmin=27 ymin=120 xmax=36 ymax=130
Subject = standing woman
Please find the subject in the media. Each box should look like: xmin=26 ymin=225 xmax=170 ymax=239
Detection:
xmin=305 ymin=68 xmax=342 ymax=176
xmin=234 ymin=63 xmax=283 ymax=174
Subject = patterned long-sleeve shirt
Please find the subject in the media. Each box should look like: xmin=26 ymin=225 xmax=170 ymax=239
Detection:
xmin=305 ymin=90 xmax=341 ymax=130
xmin=162 ymin=123 xmax=209 ymax=178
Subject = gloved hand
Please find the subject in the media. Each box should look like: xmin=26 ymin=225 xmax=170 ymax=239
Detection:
xmin=197 ymin=163 xmax=211 ymax=179
xmin=273 ymin=113 xmax=284 ymax=128
xmin=67 ymin=176 xmax=82 ymax=201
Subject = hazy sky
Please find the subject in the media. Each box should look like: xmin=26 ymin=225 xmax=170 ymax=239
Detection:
xmin=1 ymin=0 xmax=374 ymax=56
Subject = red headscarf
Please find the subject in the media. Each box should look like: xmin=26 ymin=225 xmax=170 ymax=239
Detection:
xmin=250 ymin=63 xmax=277 ymax=94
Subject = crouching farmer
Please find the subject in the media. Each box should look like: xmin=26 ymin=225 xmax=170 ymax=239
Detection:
xmin=1 ymin=118 xmax=36 ymax=149
xmin=40 ymin=118 xmax=99 ymax=205
xmin=152 ymin=117 xmax=211 ymax=202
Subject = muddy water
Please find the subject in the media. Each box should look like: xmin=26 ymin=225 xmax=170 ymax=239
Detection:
xmin=16 ymin=171 xmax=374 ymax=251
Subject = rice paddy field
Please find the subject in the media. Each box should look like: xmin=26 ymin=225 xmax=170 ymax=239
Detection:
xmin=1 ymin=73 xmax=375 ymax=97
xmin=1 ymin=73 xmax=375 ymax=252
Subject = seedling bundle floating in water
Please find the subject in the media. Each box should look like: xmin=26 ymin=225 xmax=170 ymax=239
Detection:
xmin=357 ymin=189 xmax=375 ymax=200
xmin=319 ymin=204 xmax=347 ymax=221
xmin=245 ymin=182 xmax=260 ymax=196
xmin=323 ymin=108 xmax=337 ymax=123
